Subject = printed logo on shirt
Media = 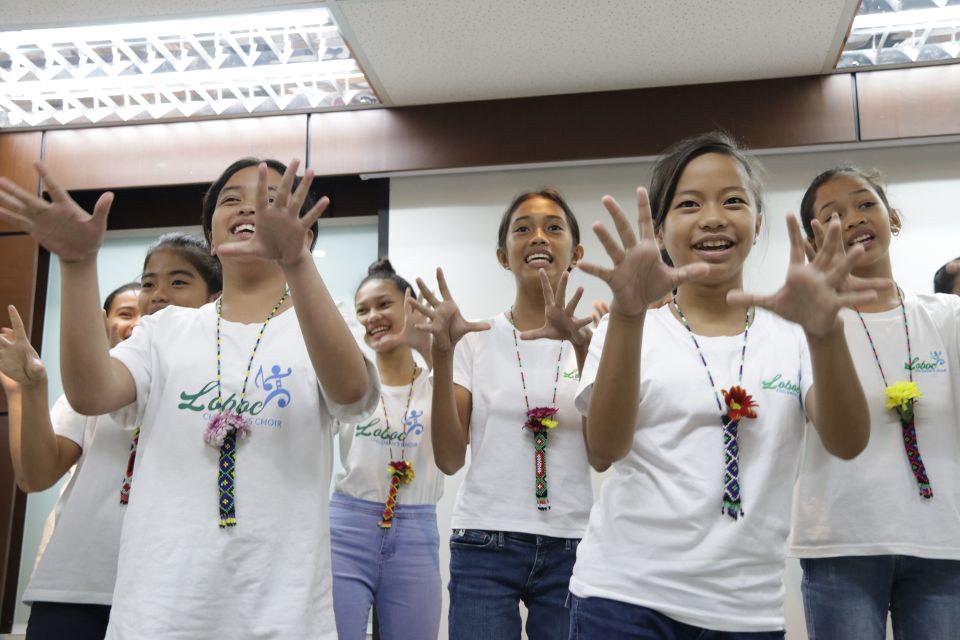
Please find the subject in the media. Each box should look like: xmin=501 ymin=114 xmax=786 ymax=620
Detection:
xmin=761 ymin=373 xmax=801 ymax=397
xmin=354 ymin=409 xmax=425 ymax=448
xmin=563 ymin=368 xmax=580 ymax=381
xmin=176 ymin=363 xmax=294 ymax=428
xmin=905 ymin=352 xmax=948 ymax=375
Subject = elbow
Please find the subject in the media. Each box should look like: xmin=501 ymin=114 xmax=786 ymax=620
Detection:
xmin=65 ymin=392 xmax=103 ymax=417
xmin=16 ymin=473 xmax=55 ymax=494
xmin=436 ymin=453 xmax=465 ymax=476
xmin=826 ymin=419 xmax=870 ymax=461
xmin=585 ymin=430 xmax=631 ymax=468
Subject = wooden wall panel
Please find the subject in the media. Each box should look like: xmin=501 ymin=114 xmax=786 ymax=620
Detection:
xmin=0 ymin=236 xmax=39 ymax=414
xmin=857 ymin=65 xmax=960 ymax=140
xmin=0 ymin=415 xmax=26 ymax=633
xmin=310 ymin=74 xmax=857 ymax=175
xmin=43 ymin=115 xmax=308 ymax=190
xmin=0 ymin=132 xmax=43 ymax=233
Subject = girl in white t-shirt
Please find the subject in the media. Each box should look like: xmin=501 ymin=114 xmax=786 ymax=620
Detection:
xmin=570 ymin=132 xmax=884 ymax=638
xmin=331 ymin=257 xmax=444 ymax=640
xmin=0 ymin=158 xmax=378 ymax=639
xmin=413 ymin=188 xmax=597 ymax=640
xmin=792 ymin=167 xmax=960 ymax=639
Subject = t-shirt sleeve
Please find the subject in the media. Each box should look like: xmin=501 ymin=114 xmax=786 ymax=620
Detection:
xmin=108 ymin=313 xmax=157 ymax=428
xmin=452 ymin=331 xmax=476 ymax=392
xmin=49 ymin=393 xmax=89 ymax=448
xmin=318 ymin=302 xmax=381 ymax=424
xmin=575 ymin=314 xmax=608 ymax=416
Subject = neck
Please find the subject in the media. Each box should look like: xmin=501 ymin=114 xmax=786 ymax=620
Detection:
xmin=509 ymin=279 xmax=550 ymax=331
xmin=673 ymin=276 xmax=749 ymax=336
xmin=852 ymin=256 xmax=899 ymax=313
xmin=376 ymin=347 xmax=418 ymax=386
xmin=219 ymin=261 xmax=290 ymax=323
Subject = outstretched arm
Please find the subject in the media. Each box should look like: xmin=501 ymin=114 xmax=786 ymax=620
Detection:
xmin=0 ymin=165 xmax=135 ymax=415
xmin=0 ymin=310 xmax=81 ymax=492
xmin=578 ymin=189 xmax=710 ymax=468
xmin=728 ymin=215 xmax=890 ymax=459
xmin=411 ymin=269 xmax=490 ymax=475
xmin=216 ymin=160 xmax=368 ymax=405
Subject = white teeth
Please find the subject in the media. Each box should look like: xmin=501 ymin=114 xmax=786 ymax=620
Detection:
xmin=234 ymin=223 xmax=255 ymax=234
xmin=369 ymin=326 xmax=389 ymax=336
xmin=696 ymin=239 xmax=732 ymax=249
xmin=525 ymin=253 xmax=552 ymax=263
xmin=849 ymin=233 xmax=872 ymax=245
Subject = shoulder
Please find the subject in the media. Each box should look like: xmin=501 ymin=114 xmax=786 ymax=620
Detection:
xmin=907 ymin=291 xmax=960 ymax=324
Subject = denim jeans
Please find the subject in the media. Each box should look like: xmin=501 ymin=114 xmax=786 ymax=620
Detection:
xmin=800 ymin=555 xmax=960 ymax=640
xmin=568 ymin=595 xmax=784 ymax=640
xmin=330 ymin=493 xmax=441 ymax=640
xmin=448 ymin=529 xmax=579 ymax=640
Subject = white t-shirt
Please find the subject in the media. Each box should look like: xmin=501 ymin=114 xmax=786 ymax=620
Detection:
xmin=23 ymin=394 xmax=130 ymax=605
xmin=451 ymin=314 xmax=593 ymax=539
xmin=107 ymin=302 xmax=378 ymax=640
xmin=572 ymin=306 xmax=813 ymax=632
xmin=792 ymin=292 xmax=960 ymax=560
xmin=334 ymin=371 xmax=444 ymax=505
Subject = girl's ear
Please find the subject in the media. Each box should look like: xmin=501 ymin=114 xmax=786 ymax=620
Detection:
xmin=890 ymin=207 xmax=903 ymax=236
xmin=496 ymin=248 xmax=510 ymax=270
xmin=754 ymin=213 xmax=763 ymax=245
xmin=569 ymin=244 xmax=585 ymax=268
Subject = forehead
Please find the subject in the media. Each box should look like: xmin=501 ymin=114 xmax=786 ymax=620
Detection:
xmin=221 ymin=165 xmax=283 ymax=192
xmin=143 ymin=249 xmax=200 ymax=276
xmin=511 ymin=196 xmax=565 ymax=221
xmin=676 ymin=153 xmax=750 ymax=191
xmin=108 ymin=289 xmax=140 ymax=313
xmin=814 ymin=173 xmax=877 ymax=204
xmin=355 ymin=278 xmax=400 ymax=304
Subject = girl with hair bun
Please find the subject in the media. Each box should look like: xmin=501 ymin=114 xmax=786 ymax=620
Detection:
xmin=330 ymin=257 xmax=444 ymax=640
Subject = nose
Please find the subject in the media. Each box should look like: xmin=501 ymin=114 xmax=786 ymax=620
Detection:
xmin=531 ymin=226 xmax=548 ymax=244
xmin=151 ymin=283 xmax=169 ymax=305
xmin=699 ymin=203 xmax=728 ymax=229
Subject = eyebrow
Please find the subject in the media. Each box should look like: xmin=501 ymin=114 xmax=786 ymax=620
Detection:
xmin=141 ymin=269 xmax=196 ymax=279
xmin=219 ymin=185 xmax=279 ymax=195
xmin=817 ymin=188 xmax=872 ymax=215
xmin=512 ymin=215 xmax=566 ymax=223
xmin=674 ymin=186 xmax=746 ymax=198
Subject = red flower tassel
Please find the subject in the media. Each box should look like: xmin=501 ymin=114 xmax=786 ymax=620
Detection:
xmin=379 ymin=460 xmax=415 ymax=528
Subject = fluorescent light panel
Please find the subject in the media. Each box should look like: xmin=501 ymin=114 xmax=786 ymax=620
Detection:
xmin=838 ymin=0 xmax=960 ymax=69
xmin=0 ymin=7 xmax=378 ymax=129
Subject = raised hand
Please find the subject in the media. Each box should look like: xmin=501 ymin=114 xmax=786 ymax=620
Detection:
xmin=0 ymin=306 xmax=45 ymax=390
xmin=0 ymin=163 xmax=111 ymax=263
xmin=215 ymin=159 xmax=328 ymax=267
xmin=377 ymin=289 xmax=432 ymax=356
xmin=519 ymin=270 xmax=592 ymax=344
xmin=411 ymin=268 xmax=490 ymax=353
xmin=728 ymin=215 xmax=891 ymax=337
xmin=577 ymin=188 xmax=710 ymax=317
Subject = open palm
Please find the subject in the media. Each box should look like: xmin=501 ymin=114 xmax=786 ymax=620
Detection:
xmin=412 ymin=268 xmax=490 ymax=353
xmin=578 ymin=188 xmax=710 ymax=317
xmin=0 ymin=163 xmax=111 ymax=263
xmin=519 ymin=269 xmax=592 ymax=344
xmin=0 ymin=306 xmax=45 ymax=388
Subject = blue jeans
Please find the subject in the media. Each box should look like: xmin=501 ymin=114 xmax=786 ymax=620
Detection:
xmin=448 ymin=529 xmax=579 ymax=640
xmin=568 ymin=596 xmax=784 ymax=640
xmin=330 ymin=493 xmax=441 ymax=640
xmin=26 ymin=602 xmax=111 ymax=640
xmin=800 ymin=555 xmax=960 ymax=640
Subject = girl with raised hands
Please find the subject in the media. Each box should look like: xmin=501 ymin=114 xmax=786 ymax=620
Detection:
xmin=569 ymin=133 xmax=884 ymax=639
xmin=791 ymin=168 xmax=960 ymax=639
xmin=330 ymin=257 xmax=443 ymax=640
xmin=0 ymin=158 xmax=378 ymax=639
xmin=412 ymin=189 xmax=596 ymax=640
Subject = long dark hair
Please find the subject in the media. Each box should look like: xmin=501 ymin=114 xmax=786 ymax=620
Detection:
xmin=143 ymin=232 xmax=223 ymax=296
xmin=356 ymin=258 xmax=413 ymax=298
xmin=799 ymin=166 xmax=894 ymax=241
xmin=496 ymin=188 xmax=581 ymax=254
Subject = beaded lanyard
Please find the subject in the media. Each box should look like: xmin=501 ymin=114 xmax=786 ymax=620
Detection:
xmin=855 ymin=288 xmax=932 ymax=498
xmin=673 ymin=296 xmax=757 ymax=519
xmin=119 ymin=428 xmax=139 ymax=504
xmin=205 ymin=288 xmax=289 ymax=528
xmin=508 ymin=310 xmax=564 ymax=511
xmin=379 ymin=364 xmax=420 ymax=529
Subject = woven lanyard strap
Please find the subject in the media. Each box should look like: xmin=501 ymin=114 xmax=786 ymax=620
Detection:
xmin=509 ymin=310 xmax=564 ymax=511
xmin=673 ymin=297 xmax=753 ymax=519
xmin=379 ymin=366 xmax=419 ymax=529
xmin=855 ymin=289 xmax=933 ymax=499
xmin=119 ymin=427 xmax=140 ymax=505
xmin=213 ymin=288 xmax=289 ymax=528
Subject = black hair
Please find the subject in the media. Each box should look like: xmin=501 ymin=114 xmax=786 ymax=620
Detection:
xmin=496 ymin=188 xmax=581 ymax=255
xmin=799 ymin=166 xmax=894 ymax=241
xmin=201 ymin=158 xmax=320 ymax=251
xmin=934 ymin=257 xmax=960 ymax=294
xmin=356 ymin=258 xmax=413 ymax=298
xmin=103 ymin=281 xmax=140 ymax=314
xmin=648 ymin=132 xmax=765 ymax=266
xmin=143 ymin=232 xmax=223 ymax=296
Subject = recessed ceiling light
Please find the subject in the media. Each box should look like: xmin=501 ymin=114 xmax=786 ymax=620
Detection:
xmin=838 ymin=1 xmax=960 ymax=70
xmin=0 ymin=7 xmax=378 ymax=129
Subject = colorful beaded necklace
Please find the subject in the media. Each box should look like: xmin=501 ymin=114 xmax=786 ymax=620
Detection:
xmin=378 ymin=363 xmax=420 ymax=529
xmin=508 ymin=309 xmax=564 ymax=511
xmin=855 ymin=288 xmax=932 ymax=498
xmin=673 ymin=296 xmax=757 ymax=519
xmin=205 ymin=288 xmax=289 ymax=528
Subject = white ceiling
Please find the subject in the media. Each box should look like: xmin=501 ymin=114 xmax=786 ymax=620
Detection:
xmin=3 ymin=0 xmax=861 ymax=107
